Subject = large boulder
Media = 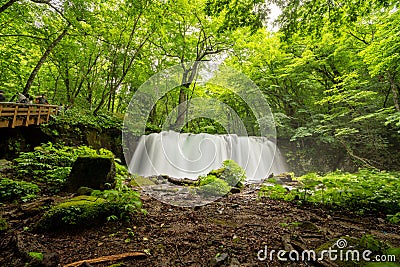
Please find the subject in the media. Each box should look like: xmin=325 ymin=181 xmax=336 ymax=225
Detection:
xmin=66 ymin=156 xmax=116 ymax=192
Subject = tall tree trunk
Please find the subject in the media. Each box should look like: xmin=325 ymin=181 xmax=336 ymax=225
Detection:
xmin=112 ymin=91 xmax=116 ymax=113
xmin=175 ymin=85 xmax=188 ymax=128
xmin=174 ymin=61 xmax=200 ymax=128
xmin=23 ymin=27 xmax=69 ymax=95
xmin=387 ymin=71 xmax=400 ymax=112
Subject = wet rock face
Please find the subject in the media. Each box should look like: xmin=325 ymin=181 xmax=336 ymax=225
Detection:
xmin=66 ymin=156 xmax=116 ymax=192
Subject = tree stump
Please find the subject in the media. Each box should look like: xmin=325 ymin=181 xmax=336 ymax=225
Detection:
xmin=66 ymin=156 xmax=116 ymax=192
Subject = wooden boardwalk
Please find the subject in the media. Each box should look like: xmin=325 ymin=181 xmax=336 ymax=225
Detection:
xmin=0 ymin=102 xmax=59 ymax=128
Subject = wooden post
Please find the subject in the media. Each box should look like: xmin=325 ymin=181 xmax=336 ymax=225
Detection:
xmin=25 ymin=105 xmax=31 ymax=126
xmin=46 ymin=106 xmax=51 ymax=122
xmin=11 ymin=105 xmax=18 ymax=128
xmin=36 ymin=106 xmax=42 ymax=125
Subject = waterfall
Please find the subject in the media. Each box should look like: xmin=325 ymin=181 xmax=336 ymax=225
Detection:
xmin=128 ymin=131 xmax=287 ymax=182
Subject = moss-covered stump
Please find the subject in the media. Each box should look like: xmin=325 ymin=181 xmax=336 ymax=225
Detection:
xmin=35 ymin=196 xmax=120 ymax=231
xmin=66 ymin=156 xmax=116 ymax=192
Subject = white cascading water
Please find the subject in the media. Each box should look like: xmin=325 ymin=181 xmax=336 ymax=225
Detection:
xmin=129 ymin=131 xmax=287 ymax=182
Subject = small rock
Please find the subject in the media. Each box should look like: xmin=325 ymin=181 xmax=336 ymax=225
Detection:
xmin=266 ymin=177 xmax=284 ymax=185
xmin=229 ymin=257 xmax=240 ymax=267
xmin=279 ymin=173 xmax=293 ymax=183
xmin=211 ymin=252 xmax=229 ymax=266
xmin=230 ymin=187 xmax=241 ymax=194
xmin=41 ymin=252 xmax=60 ymax=267
xmin=377 ymin=218 xmax=385 ymax=224
xmin=76 ymin=186 xmax=94 ymax=196
xmin=232 ymin=235 xmax=240 ymax=243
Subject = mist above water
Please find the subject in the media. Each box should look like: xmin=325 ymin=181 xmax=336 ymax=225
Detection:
xmin=129 ymin=131 xmax=287 ymax=182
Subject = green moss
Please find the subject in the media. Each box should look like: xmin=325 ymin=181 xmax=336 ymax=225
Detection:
xmin=197 ymin=175 xmax=231 ymax=197
xmin=205 ymin=160 xmax=246 ymax=189
xmin=35 ymin=195 xmax=118 ymax=231
xmin=131 ymin=176 xmax=156 ymax=187
xmin=219 ymin=160 xmax=246 ymax=188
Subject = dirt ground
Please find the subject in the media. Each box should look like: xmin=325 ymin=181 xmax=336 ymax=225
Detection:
xmin=1 ymin=188 xmax=400 ymax=267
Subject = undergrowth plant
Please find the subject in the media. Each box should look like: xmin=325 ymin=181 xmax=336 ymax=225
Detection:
xmin=0 ymin=177 xmax=40 ymax=202
xmin=259 ymin=169 xmax=400 ymax=221
xmin=13 ymin=142 xmax=127 ymax=194
xmin=46 ymin=108 xmax=123 ymax=130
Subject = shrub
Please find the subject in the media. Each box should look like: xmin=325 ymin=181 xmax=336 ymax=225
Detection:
xmin=45 ymin=108 xmax=123 ymax=130
xmin=259 ymin=169 xmax=400 ymax=218
xmin=0 ymin=177 xmax=40 ymax=202
xmin=388 ymin=212 xmax=400 ymax=224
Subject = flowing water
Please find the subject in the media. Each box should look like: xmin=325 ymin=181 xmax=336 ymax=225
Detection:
xmin=128 ymin=131 xmax=287 ymax=183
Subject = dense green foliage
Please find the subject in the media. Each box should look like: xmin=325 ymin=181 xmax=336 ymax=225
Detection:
xmin=0 ymin=176 xmax=40 ymax=202
xmin=1 ymin=0 xmax=399 ymax=169
xmin=46 ymin=108 xmax=123 ymax=130
xmin=259 ymin=169 xmax=400 ymax=220
xmin=13 ymin=142 xmax=126 ymax=193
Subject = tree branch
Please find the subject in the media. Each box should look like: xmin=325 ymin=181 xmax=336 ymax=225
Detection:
xmin=0 ymin=34 xmax=47 ymax=41
xmin=23 ymin=26 xmax=70 ymax=95
xmin=344 ymin=30 xmax=370 ymax=45
xmin=0 ymin=0 xmax=17 ymax=14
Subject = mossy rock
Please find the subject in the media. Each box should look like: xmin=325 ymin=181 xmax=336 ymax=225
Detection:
xmin=76 ymin=186 xmax=94 ymax=196
xmin=204 ymin=160 xmax=246 ymax=190
xmin=208 ymin=168 xmax=225 ymax=177
xmin=131 ymin=176 xmax=156 ymax=187
xmin=197 ymin=176 xmax=231 ymax=197
xmin=35 ymin=195 xmax=120 ymax=231
xmin=66 ymin=156 xmax=116 ymax=192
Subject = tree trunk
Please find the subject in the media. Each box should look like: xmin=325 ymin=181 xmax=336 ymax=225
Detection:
xmin=0 ymin=0 xmax=17 ymax=14
xmin=387 ymin=71 xmax=400 ymax=112
xmin=174 ymin=62 xmax=200 ymax=128
xmin=175 ymin=85 xmax=188 ymax=128
xmin=23 ymin=27 xmax=69 ymax=95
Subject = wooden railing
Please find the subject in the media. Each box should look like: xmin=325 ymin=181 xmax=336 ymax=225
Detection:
xmin=0 ymin=102 xmax=59 ymax=128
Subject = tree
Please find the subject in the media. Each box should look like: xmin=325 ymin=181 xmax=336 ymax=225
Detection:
xmin=150 ymin=0 xmax=267 ymax=129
